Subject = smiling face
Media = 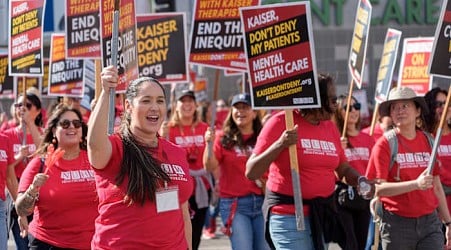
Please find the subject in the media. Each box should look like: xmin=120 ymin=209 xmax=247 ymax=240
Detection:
xmin=176 ymin=96 xmax=196 ymax=122
xmin=126 ymin=81 xmax=167 ymax=137
xmin=232 ymin=102 xmax=256 ymax=129
xmin=340 ymin=98 xmax=361 ymax=126
xmin=54 ymin=111 xmax=82 ymax=149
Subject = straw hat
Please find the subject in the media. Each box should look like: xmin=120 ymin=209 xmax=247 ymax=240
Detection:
xmin=379 ymin=87 xmax=428 ymax=117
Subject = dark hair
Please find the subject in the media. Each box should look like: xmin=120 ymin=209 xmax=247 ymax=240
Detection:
xmin=35 ymin=106 xmax=87 ymax=155
xmin=18 ymin=93 xmax=43 ymax=127
xmin=424 ymin=87 xmax=449 ymax=133
xmin=117 ymin=77 xmax=170 ymax=206
xmin=221 ymin=106 xmax=262 ymax=150
xmin=302 ymin=73 xmax=336 ymax=116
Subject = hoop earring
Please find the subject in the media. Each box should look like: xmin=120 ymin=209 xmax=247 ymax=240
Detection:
xmin=52 ymin=136 xmax=57 ymax=145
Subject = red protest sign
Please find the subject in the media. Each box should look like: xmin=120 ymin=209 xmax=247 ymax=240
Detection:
xmin=348 ymin=0 xmax=372 ymax=89
xmin=65 ymin=0 xmax=101 ymax=58
xmin=398 ymin=37 xmax=434 ymax=96
xmin=374 ymin=28 xmax=402 ymax=103
xmin=189 ymin=0 xmax=259 ymax=71
xmin=240 ymin=2 xmax=320 ymax=110
xmin=137 ymin=13 xmax=189 ymax=84
xmin=0 ymin=53 xmax=14 ymax=99
xmin=429 ymin=0 xmax=451 ymax=78
xmin=48 ymin=34 xmax=84 ymax=97
xmin=100 ymin=0 xmax=139 ymax=92
xmin=8 ymin=0 xmax=45 ymax=76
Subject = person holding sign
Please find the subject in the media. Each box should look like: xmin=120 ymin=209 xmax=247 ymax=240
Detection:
xmin=333 ymin=94 xmax=374 ymax=250
xmin=165 ymin=90 xmax=210 ymax=250
xmin=203 ymin=93 xmax=270 ymax=250
xmin=15 ymin=106 xmax=98 ymax=249
xmin=425 ymin=88 xmax=451 ymax=214
xmin=246 ymin=74 xmax=369 ymax=250
xmin=87 ymin=66 xmax=193 ymax=249
xmin=3 ymin=93 xmax=43 ymax=250
xmin=366 ymin=87 xmax=451 ymax=250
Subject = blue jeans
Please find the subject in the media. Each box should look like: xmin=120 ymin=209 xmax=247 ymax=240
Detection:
xmin=220 ymin=194 xmax=269 ymax=250
xmin=0 ymin=198 xmax=7 ymax=250
xmin=269 ymin=213 xmax=327 ymax=250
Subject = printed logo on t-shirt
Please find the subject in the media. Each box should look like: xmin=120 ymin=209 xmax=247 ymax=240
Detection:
xmin=234 ymin=145 xmax=253 ymax=157
xmin=161 ymin=163 xmax=189 ymax=182
xmin=345 ymin=147 xmax=370 ymax=161
xmin=175 ymin=135 xmax=204 ymax=147
xmin=0 ymin=150 xmax=7 ymax=162
xmin=300 ymin=139 xmax=338 ymax=156
xmin=13 ymin=144 xmax=36 ymax=154
xmin=396 ymin=152 xmax=430 ymax=169
xmin=60 ymin=169 xmax=95 ymax=183
xmin=439 ymin=144 xmax=451 ymax=157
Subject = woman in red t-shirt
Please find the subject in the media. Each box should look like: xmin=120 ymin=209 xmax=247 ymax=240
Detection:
xmin=204 ymin=93 xmax=270 ymax=250
xmin=333 ymin=94 xmax=375 ymax=250
xmin=367 ymin=87 xmax=451 ymax=249
xmin=88 ymin=66 xmax=193 ymax=249
xmin=15 ymin=106 xmax=98 ymax=249
xmin=164 ymin=89 xmax=210 ymax=250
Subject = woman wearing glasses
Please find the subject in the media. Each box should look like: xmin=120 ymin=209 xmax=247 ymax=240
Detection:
xmin=333 ymin=95 xmax=374 ymax=250
xmin=14 ymin=106 xmax=99 ymax=249
xmin=424 ymin=88 xmax=451 ymax=215
xmin=2 ymin=93 xmax=43 ymax=250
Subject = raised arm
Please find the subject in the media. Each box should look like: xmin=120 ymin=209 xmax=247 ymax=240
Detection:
xmin=203 ymin=127 xmax=219 ymax=172
xmin=87 ymin=66 xmax=117 ymax=169
xmin=245 ymin=125 xmax=298 ymax=180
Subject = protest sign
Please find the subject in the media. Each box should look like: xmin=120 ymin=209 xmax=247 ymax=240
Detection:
xmin=398 ymin=37 xmax=434 ymax=96
xmin=100 ymin=0 xmax=138 ymax=92
xmin=15 ymin=77 xmax=39 ymax=98
xmin=189 ymin=0 xmax=259 ymax=71
xmin=429 ymin=0 xmax=451 ymax=78
xmin=49 ymin=34 xmax=84 ymax=97
xmin=240 ymin=2 xmax=320 ymax=109
xmin=348 ymin=0 xmax=372 ymax=89
xmin=375 ymin=28 xmax=402 ymax=103
xmin=65 ymin=0 xmax=101 ymax=58
xmin=0 ymin=53 xmax=14 ymax=99
xmin=137 ymin=13 xmax=188 ymax=84
xmin=8 ymin=0 xmax=45 ymax=76
xmin=41 ymin=59 xmax=49 ymax=97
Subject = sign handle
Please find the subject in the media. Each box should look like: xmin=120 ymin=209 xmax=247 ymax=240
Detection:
xmin=341 ymin=79 xmax=355 ymax=138
xmin=369 ymin=103 xmax=380 ymax=137
xmin=108 ymin=0 xmax=120 ymax=135
xmin=21 ymin=76 xmax=27 ymax=146
xmin=285 ymin=109 xmax=305 ymax=231
xmin=207 ymin=69 xmax=220 ymax=159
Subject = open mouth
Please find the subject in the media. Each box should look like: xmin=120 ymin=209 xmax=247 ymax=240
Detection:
xmin=146 ymin=115 xmax=159 ymax=122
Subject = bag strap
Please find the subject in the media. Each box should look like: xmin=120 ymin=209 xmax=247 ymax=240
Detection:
xmin=383 ymin=128 xmax=398 ymax=172
xmin=39 ymin=157 xmax=45 ymax=173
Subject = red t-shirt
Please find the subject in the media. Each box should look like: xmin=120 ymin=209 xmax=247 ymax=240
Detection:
xmin=3 ymin=127 xmax=39 ymax=178
xmin=214 ymin=131 xmax=263 ymax=198
xmin=361 ymin=123 xmax=384 ymax=142
xmin=345 ymin=132 xmax=374 ymax=175
xmin=366 ymin=130 xmax=440 ymax=218
xmin=18 ymin=150 xmax=98 ymax=249
xmin=254 ymin=111 xmax=347 ymax=215
xmin=92 ymin=135 xmax=193 ymax=249
xmin=438 ymin=133 xmax=451 ymax=186
xmin=0 ymin=135 xmax=11 ymax=200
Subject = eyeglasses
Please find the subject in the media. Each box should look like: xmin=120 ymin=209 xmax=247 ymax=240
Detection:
xmin=343 ymin=103 xmax=361 ymax=111
xmin=14 ymin=102 xmax=32 ymax=110
xmin=435 ymin=101 xmax=446 ymax=108
xmin=58 ymin=119 xmax=83 ymax=129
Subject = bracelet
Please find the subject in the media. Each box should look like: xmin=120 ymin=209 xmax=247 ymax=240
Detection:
xmin=444 ymin=221 xmax=451 ymax=226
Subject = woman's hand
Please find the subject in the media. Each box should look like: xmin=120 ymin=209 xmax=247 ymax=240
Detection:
xmin=101 ymin=66 xmax=119 ymax=90
xmin=276 ymin=124 xmax=298 ymax=149
xmin=204 ymin=127 xmax=215 ymax=143
xmin=30 ymin=173 xmax=49 ymax=191
xmin=416 ymin=170 xmax=433 ymax=190
xmin=18 ymin=215 xmax=29 ymax=238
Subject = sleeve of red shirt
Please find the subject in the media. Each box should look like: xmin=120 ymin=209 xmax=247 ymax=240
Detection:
xmin=213 ymin=131 xmax=223 ymax=163
xmin=18 ymin=157 xmax=41 ymax=193
xmin=253 ymin=112 xmax=285 ymax=155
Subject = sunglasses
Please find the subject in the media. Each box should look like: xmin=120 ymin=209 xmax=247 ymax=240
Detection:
xmin=14 ymin=102 xmax=32 ymax=110
xmin=59 ymin=119 xmax=83 ymax=129
xmin=435 ymin=101 xmax=446 ymax=108
xmin=343 ymin=103 xmax=361 ymax=111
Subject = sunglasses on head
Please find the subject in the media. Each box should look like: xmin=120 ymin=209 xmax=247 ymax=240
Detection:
xmin=59 ymin=119 xmax=82 ymax=129
xmin=343 ymin=103 xmax=361 ymax=111
xmin=14 ymin=102 xmax=32 ymax=110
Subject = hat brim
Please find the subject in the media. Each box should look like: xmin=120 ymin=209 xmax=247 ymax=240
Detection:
xmin=379 ymin=97 xmax=429 ymax=117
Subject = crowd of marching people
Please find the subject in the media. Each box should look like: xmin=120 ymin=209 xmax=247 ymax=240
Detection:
xmin=0 ymin=68 xmax=450 ymax=250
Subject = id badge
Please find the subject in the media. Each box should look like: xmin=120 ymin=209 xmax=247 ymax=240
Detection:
xmin=156 ymin=184 xmax=179 ymax=213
